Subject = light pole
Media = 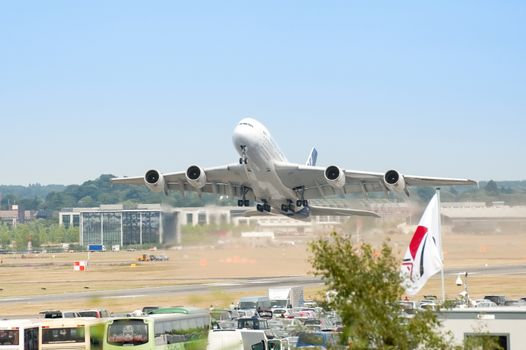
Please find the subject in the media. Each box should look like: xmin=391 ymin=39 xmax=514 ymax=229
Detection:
xmin=456 ymin=272 xmax=470 ymax=306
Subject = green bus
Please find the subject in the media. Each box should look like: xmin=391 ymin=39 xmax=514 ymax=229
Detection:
xmin=103 ymin=308 xmax=210 ymax=350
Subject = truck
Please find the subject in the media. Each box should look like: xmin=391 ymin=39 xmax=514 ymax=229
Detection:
xmin=268 ymin=286 xmax=304 ymax=309
xmin=87 ymin=244 xmax=105 ymax=252
xmin=238 ymin=296 xmax=271 ymax=317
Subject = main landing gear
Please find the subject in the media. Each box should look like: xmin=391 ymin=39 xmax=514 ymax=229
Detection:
xmin=281 ymin=200 xmax=294 ymax=212
xmin=238 ymin=199 xmax=250 ymax=207
xmin=239 ymin=145 xmax=248 ymax=164
xmin=256 ymin=201 xmax=271 ymax=213
xmin=293 ymin=186 xmax=308 ymax=207
xmin=237 ymin=186 xmax=250 ymax=207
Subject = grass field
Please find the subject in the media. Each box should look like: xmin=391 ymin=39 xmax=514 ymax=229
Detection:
xmin=0 ymin=230 xmax=525 ymax=316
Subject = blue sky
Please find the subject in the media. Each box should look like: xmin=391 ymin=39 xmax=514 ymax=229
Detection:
xmin=1 ymin=1 xmax=524 ymax=185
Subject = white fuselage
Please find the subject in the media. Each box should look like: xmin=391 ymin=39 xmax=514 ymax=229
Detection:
xmin=232 ymin=118 xmax=297 ymax=207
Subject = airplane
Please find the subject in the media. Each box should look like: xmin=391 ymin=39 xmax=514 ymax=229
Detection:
xmin=111 ymin=118 xmax=477 ymax=220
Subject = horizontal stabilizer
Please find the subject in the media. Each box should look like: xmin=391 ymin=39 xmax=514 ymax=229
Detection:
xmin=242 ymin=206 xmax=380 ymax=219
xmin=242 ymin=209 xmax=279 ymax=217
xmin=308 ymin=205 xmax=381 ymax=218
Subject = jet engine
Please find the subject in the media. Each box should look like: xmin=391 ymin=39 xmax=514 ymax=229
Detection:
xmin=383 ymin=169 xmax=407 ymax=193
xmin=144 ymin=169 xmax=166 ymax=193
xmin=185 ymin=165 xmax=207 ymax=189
xmin=324 ymin=165 xmax=346 ymax=189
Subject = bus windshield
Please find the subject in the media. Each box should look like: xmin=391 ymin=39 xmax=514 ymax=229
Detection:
xmin=0 ymin=329 xmax=19 ymax=345
xmin=42 ymin=327 xmax=85 ymax=344
xmin=107 ymin=319 xmax=148 ymax=346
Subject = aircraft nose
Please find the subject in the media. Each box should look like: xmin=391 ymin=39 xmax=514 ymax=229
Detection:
xmin=232 ymin=122 xmax=255 ymax=147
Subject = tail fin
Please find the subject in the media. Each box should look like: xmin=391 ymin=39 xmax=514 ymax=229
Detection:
xmin=306 ymin=147 xmax=318 ymax=166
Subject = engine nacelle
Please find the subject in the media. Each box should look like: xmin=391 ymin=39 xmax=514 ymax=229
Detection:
xmin=185 ymin=165 xmax=207 ymax=189
xmin=383 ymin=169 xmax=407 ymax=193
xmin=324 ymin=165 xmax=346 ymax=189
xmin=144 ymin=169 xmax=166 ymax=193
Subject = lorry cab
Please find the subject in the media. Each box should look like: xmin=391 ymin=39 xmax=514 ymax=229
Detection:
xmin=238 ymin=296 xmax=271 ymax=317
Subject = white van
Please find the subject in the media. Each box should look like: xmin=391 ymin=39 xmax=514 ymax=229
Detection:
xmin=207 ymin=329 xmax=243 ymax=350
xmin=207 ymin=329 xmax=268 ymax=350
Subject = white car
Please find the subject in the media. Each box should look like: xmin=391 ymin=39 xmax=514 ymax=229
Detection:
xmin=472 ymin=299 xmax=497 ymax=308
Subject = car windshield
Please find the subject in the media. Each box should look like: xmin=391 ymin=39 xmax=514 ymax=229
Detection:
xmin=239 ymin=302 xmax=257 ymax=309
xmin=270 ymin=300 xmax=287 ymax=307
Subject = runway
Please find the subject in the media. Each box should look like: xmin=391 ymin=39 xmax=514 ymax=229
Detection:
xmin=0 ymin=275 xmax=320 ymax=305
xmin=1 ymin=264 xmax=526 ymax=306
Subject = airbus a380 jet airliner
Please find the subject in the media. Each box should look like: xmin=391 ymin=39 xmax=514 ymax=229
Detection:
xmin=112 ymin=118 xmax=476 ymax=219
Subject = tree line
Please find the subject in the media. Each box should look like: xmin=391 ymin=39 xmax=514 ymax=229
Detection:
xmin=0 ymin=220 xmax=80 ymax=250
xmin=0 ymin=174 xmax=232 ymax=212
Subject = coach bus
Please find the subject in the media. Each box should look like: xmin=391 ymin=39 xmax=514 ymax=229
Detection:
xmin=39 ymin=318 xmax=105 ymax=350
xmin=0 ymin=319 xmax=39 ymax=350
xmin=103 ymin=307 xmax=210 ymax=349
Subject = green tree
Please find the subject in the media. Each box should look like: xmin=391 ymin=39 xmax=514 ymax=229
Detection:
xmin=309 ymin=232 xmax=452 ymax=349
xmin=0 ymin=224 xmax=11 ymax=247
xmin=484 ymin=180 xmax=499 ymax=195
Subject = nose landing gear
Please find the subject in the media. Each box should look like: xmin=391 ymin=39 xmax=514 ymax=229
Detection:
xmin=239 ymin=145 xmax=248 ymax=164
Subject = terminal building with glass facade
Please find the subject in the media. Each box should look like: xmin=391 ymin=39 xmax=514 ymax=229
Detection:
xmin=59 ymin=204 xmax=178 ymax=247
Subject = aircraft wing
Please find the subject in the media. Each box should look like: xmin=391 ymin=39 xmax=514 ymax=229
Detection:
xmin=111 ymin=164 xmax=254 ymax=199
xmin=274 ymin=163 xmax=476 ymax=199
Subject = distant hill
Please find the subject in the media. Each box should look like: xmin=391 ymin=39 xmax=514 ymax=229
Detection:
xmin=0 ymin=184 xmax=66 ymax=210
xmin=0 ymin=184 xmax=66 ymax=198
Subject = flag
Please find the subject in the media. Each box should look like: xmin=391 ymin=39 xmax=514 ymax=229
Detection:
xmin=401 ymin=193 xmax=443 ymax=295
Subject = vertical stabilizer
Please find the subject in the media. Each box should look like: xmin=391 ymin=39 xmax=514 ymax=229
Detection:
xmin=306 ymin=147 xmax=318 ymax=166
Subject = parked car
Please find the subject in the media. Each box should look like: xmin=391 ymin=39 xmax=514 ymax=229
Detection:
xmin=142 ymin=306 xmax=159 ymax=314
xmin=398 ymin=301 xmax=419 ymax=314
xmin=271 ymin=308 xmax=292 ymax=319
xmin=483 ymin=295 xmax=507 ymax=305
xmin=472 ymin=299 xmax=497 ymax=308
xmin=419 ymin=301 xmax=437 ymax=311
xmin=76 ymin=308 xmax=110 ymax=318
xmin=39 ymin=310 xmax=80 ymax=318
xmin=296 ymin=331 xmax=342 ymax=349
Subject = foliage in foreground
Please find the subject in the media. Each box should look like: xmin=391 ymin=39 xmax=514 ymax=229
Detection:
xmin=309 ymin=232 xmax=452 ymax=349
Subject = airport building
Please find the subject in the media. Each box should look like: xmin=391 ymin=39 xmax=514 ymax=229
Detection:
xmin=60 ymin=204 xmax=179 ymax=247
xmin=441 ymin=202 xmax=526 ymax=233
xmin=439 ymin=307 xmax=526 ymax=349
xmin=0 ymin=205 xmax=34 ymax=227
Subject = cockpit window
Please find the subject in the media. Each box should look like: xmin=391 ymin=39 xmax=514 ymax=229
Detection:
xmin=239 ymin=122 xmax=254 ymax=128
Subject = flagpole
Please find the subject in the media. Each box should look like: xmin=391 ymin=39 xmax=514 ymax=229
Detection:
xmin=436 ymin=187 xmax=445 ymax=303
